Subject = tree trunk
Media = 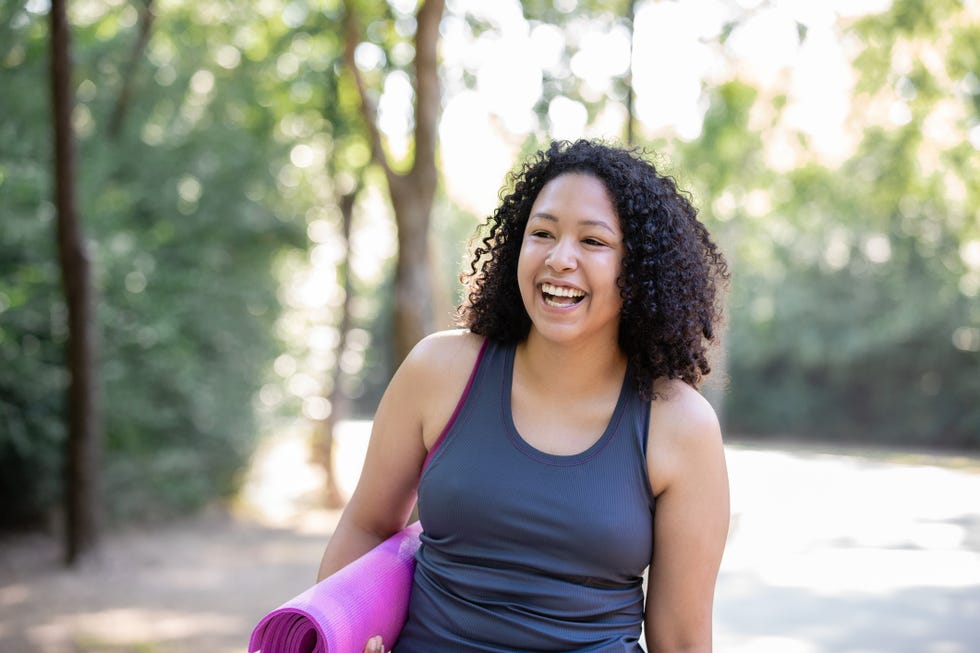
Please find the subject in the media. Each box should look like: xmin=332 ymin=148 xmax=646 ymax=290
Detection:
xmin=314 ymin=187 xmax=360 ymax=509
xmin=343 ymin=0 xmax=445 ymax=364
xmin=389 ymin=173 xmax=438 ymax=363
xmin=50 ymin=0 xmax=103 ymax=566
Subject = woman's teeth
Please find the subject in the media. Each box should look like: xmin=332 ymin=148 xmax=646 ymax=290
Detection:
xmin=542 ymin=283 xmax=585 ymax=307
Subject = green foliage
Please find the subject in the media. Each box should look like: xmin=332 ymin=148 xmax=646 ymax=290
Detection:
xmin=2 ymin=4 xmax=70 ymax=527
xmin=3 ymin=0 xmax=979 ymax=535
xmin=1 ymin=0 xmax=311 ymax=525
xmin=0 ymin=222 xmax=64 ymax=525
xmin=680 ymin=1 xmax=980 ymax=447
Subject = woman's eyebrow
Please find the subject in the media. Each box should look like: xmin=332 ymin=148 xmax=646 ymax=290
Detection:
xmin=530 ymin=212 xmax=618 ymax=234
xmin=529 ymin=212 xmax=558 ymax=223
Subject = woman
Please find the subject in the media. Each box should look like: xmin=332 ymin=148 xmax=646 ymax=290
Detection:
xmin=317 ymin=139 xmax=731 ymax=652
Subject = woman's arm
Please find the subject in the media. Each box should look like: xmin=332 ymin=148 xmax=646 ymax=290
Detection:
xmin=644 ymin=381 xmax=730 ymax=653
xmin=316 ymin=330 xmax=483 ymax=581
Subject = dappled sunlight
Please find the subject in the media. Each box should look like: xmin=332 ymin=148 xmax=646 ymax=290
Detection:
xmin=440 ymin=90 xmax=522 ymax=216
xmin=235 ymin=420 xmax=333 ymax=530
xmin=441 ymin=0 xmax=901 ymax=198
xmin=4 ymin=1 xmax=979 ymax=651
xmin=235 ymin=419 xmax=373 ymax=534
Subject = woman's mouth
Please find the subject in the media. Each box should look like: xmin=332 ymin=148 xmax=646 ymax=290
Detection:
xmin=541 ymin=282 xmax=586 ymax=308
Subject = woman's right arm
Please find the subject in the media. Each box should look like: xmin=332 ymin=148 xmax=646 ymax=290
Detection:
xmin=315 ymin=341 xmax=429 ymax=581
xmin=316 ymin=330 xmax=482 ymax=581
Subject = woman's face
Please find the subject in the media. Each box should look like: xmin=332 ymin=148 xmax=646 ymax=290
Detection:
xmin=517 ymin=173 xmax=624 ymax=347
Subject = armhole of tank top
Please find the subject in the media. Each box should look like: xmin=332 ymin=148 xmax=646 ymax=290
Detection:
xmin=420 ymin=337 xmax=489 ymax=472
xmin=640 ymin=399 xmax=657 ymax=509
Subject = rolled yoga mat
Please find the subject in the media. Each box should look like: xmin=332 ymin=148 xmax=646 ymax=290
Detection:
xmin=248 ymin=522 xmax=423 ymax=653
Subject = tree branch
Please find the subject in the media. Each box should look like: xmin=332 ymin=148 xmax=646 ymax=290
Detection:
xmin=411 ymin=0 xmax=444 ymax=182
xmin=108 ymin=0 xmax=155 ymax=140
xmin=341 ymin=0 xmax=394 ymax=180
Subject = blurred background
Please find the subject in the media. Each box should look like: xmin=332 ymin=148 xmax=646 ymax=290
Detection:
xmin=1 ymin=0 xmax=978 ymax=651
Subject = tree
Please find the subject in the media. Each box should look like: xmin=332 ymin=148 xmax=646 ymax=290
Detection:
xmin=689 ymin=0 xmax=980 ymax=446
xmin=49 ymin=0 xmax=103 ymax=564
xmin=313 ymin=180 xmax=361 ymax=508
xmin=342 ymin=0 xmax=445 ymax=363
xmin=2 ymin=0 xmax=310 ymax=526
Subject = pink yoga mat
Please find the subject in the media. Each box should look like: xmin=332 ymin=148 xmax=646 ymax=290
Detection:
xmin=248 ymin=522 xmax=422 ymax=653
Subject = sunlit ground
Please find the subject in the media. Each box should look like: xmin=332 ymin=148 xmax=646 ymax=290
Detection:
xmin=1 ymin=421 xmax=978 ymax=652
xmin=717 ymin=445 xmax=980 ymax=653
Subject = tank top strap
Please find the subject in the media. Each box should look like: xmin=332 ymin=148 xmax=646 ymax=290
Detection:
xmin=421 ymin=337 xmax=489 ymax=472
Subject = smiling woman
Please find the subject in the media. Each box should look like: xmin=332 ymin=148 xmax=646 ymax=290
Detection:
xmin=316 ymin=140 xmax=731 ymax=653
xmin=461 ymin=140 xmax=729 ymax=398
xmin=517 ymin=173 xmax=625 ymax=348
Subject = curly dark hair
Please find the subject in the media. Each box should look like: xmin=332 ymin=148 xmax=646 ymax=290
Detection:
xmin=456 ymin=139 xmax=730 ymax=400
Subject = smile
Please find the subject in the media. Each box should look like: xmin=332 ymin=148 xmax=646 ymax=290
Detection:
xmin=541 ymin=282 xmax=586 ymax=307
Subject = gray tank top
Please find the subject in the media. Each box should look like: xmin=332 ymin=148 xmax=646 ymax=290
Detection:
xmin=395 ymin=340 xmax=656 ymax=652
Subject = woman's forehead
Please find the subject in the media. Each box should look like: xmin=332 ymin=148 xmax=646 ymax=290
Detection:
xmin=529 ymin=173 xmax=620 ymax=228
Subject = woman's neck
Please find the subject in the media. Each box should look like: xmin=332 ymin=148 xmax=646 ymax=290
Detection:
xmin=516 ymin=330 xmax=627 ymax=398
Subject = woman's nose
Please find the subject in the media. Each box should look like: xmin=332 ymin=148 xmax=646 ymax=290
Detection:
xmin=545 ymin=238 xmax=576 ymax=271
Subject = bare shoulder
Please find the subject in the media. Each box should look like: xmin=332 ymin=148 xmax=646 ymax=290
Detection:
xmin=397 ymin=329 xmax=485 ymax=447
xmin=400 ymin=329 xmax=484 ymax=382
xmin=649 ymin=378 xmax=721 ymax=436
xmin=646 ymin=378 xmax=724 ymax=495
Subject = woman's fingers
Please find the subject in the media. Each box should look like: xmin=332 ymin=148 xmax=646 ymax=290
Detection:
xmin=363 ymin=635 xmax=384 ymax=653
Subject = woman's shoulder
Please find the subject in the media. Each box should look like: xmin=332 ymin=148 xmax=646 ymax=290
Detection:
xmin=396 ymin=330 xmax=486 ymax=446
xmin=404 ymin=329 xmax=485 ymax=373
xmin=649 ymin=378 xmax=719 ymax=433
xmin=646 ymin=378 xmax=723 ymax=494
xmin=396 ymin=330 xmax=483 ymax=416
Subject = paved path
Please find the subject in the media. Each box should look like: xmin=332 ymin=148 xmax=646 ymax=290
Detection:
xmin=1 ymin=421 xmax=978 ymax=652
xmin=717 ymin=445 xmax=980 ymax=653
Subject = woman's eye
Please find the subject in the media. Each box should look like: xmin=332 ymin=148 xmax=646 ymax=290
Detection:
xmin=583 ymin=238 xmax=606 ymax=247
xmin=530 ymin=230 xmax=552 ymax=238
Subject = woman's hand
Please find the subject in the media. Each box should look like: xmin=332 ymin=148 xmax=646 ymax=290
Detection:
xmin=363 ymin=635 xmax=384 ymax=653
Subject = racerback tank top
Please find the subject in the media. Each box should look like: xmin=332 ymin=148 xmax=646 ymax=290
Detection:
xmin=394 ymin=339 xmax=656 ymax=652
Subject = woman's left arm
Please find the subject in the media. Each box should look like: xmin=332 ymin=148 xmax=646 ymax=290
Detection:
xmin=644 ymin=384 xmax=730 ymax=653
